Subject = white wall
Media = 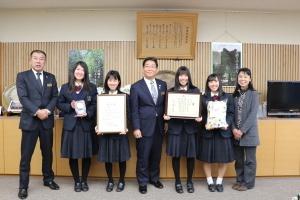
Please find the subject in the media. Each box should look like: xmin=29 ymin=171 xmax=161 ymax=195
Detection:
xmin=0 ymin=9 xmax=299 ymax=44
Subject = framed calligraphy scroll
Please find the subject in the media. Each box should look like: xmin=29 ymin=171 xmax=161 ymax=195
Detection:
xmin=137 ymin=12 xmax=198 ymax=59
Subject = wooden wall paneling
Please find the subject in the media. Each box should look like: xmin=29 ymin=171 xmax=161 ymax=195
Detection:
xmin=243 ymin=43 xmax=300 ymax=102
xmin=1 ymin=41 xmax=300 ymax=107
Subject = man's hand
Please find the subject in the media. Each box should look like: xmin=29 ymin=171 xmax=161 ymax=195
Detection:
xmin=133 ymin=129 xmax=142 ymax=138
xmin=36 ymin=109 xmax=49 ymax=120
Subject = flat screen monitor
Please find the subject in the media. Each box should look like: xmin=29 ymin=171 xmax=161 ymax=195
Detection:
xmin=267 ymin=81 xmax=300 ymax=116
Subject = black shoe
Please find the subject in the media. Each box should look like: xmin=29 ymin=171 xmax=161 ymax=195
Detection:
xmin=81 ymin=182 xmax=89 ymax=192
xmin=44 ymin=181 xmax=60 ymax=190
xmin=139 ymin=185 xmax=147 ymax=194
xmin=74 ymin=182 xmax=81 ymax=192
xmin=116 ymin=181 xmax=125 ymax=192
xmin=18 ymin=188 xmax=28 ymax=199
xmin=208 ymin=184 xmax=216 ymax=192
xmin=175 ymin=183 xmax=183 ymax=193
xmin=216 ymin=184 xmax=224 ymax=192
xmin=186 ymin=182 xmax=194 ymax=193
xmin=149 ymin=180 xmax=164 ymax=189
xmin=106 ymin=181 xmax=114 ymax=192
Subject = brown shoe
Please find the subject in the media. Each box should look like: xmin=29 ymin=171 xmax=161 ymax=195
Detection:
xmin=232 ymin=183 xmax=241 ymax=190
xmin=237 ymin=185 xmax=248 ymax=191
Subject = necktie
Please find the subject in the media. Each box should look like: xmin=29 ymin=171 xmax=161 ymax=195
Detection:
xmin=150 ymin=80 xmax=158 ymax=104
xmin=36 ymin=72 xmax=43 ymax=90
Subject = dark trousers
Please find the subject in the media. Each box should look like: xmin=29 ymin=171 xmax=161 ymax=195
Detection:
xmin=234 ymin=146 xmax=257 ymax=188
xmin=19 ymin=124 xmax=54 ymax=189
xmin=136 ymin=124 xmax=163 ymax=186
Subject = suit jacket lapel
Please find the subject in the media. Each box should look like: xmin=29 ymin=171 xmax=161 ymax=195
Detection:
xmin=155 ymin=79 xmax=161 ymax=104
xmin=42 ymin=73 xmax=49 ymax=94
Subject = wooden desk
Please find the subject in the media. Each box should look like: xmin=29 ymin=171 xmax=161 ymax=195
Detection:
xmin=274 ymin=119 xmax=300 ymax=175
xmin=0 ymin=117 xmax=299 ymax=177
xmin=0 ymin=119 xmax=4 ymax=173
xmin=2 ymin=117 xmax=56 ymax=175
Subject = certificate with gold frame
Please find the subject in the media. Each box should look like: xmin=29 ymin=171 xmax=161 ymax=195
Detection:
xmin=97 ymin=94 xmax=127 ymax=133
xmin=166 ymin=92 xmax=201 ymax=119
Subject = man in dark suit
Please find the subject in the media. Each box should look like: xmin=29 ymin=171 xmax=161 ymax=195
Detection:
xmin=130 ymin=57 xmax=167 ymax=194
xmin=16 ymin=50 xmax=59 ymax=199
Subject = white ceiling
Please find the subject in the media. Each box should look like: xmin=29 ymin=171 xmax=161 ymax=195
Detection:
xmin=0 ymin=0 xmax=300 ymax=12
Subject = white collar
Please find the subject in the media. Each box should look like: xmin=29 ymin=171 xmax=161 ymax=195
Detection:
xmin=32 ymin=68 xmax=43 ymax=75
xmin=109 ymin=90 xmax=118 ymax=95
xmin=211 ymin=92 xmax=219 ymax=96
xmin=144 ymin=77 xmax=156 ymax=84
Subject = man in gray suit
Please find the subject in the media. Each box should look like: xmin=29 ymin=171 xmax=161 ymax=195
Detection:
xmin=16 ymin=50 xmax=59 ymax=199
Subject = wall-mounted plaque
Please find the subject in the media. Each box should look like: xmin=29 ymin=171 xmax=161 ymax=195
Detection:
xmin=137 ymin=12 xmax=198 ymax=59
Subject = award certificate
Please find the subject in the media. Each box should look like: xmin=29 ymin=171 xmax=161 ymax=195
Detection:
xmin=166 ymin=92 xmax=201 ymax=119
xmin=97 ymin=94 xmax=127 ymax=133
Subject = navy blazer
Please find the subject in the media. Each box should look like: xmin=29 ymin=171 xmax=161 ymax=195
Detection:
xmin=200 ymin=92 xmax=234 ymax=138
xmin=16 ymin=70 xmax=58 ymax=130
xmin=166 ymin=87 xmax=201 ymax=135
xmin=130 ymin=78 xmax=167 ymax=137
xmin=57 ymin=83 xmax=97 ymax=131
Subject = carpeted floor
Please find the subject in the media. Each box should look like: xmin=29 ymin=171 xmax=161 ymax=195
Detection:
xmin=1 ymin=175 xmax=300 ymax=200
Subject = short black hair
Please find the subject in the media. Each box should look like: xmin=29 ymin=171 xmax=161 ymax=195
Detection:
xmin=142 ymin=57 xmax=158 ymax=68
xmin=30 ymin=50 xmax=47 ymax=59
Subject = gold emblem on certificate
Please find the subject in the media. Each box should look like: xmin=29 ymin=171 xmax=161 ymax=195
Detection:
xmin=75 ymin=100 xmax=87 ymax=116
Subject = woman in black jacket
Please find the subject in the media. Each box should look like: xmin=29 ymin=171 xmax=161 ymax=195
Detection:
xmin=96 ymin=70 xmax=131 ymax=192
xmin=57 ymin=61 xmax=97 ymax=192
xmin=164 ymin=66 xmax=202 ymax=193
xmin=197 ymin=73 xmax=234 ymax=192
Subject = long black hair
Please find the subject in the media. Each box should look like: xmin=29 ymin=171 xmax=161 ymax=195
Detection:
xmin=205 ymin=73 xmax=224 ymax=95
xmin=174 ymin=66 xmax=195 ymax=91
xmin=104 ymin=70 xmax=121 ymax=93
xmin=68 ymin=61 xmax=91 ymax=92
xmin=233 ymin=67 xmax=255 ymax=97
